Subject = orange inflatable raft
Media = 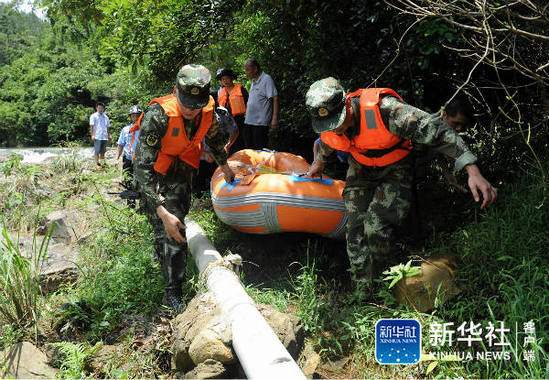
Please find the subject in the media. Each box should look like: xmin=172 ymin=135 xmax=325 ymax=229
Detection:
xmin=211 ymin=149 xmax=347 ymax=239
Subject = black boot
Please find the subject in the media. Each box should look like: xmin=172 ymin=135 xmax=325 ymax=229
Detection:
xmin=162 ymin=287 xmax=186 ymax=314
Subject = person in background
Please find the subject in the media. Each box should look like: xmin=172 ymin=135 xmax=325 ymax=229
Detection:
xmin=414 ymin=96 xmax=475 ymax=190
xmin=114 ymin=105 xmax=143 ymax=206
xmin=132 ymin=64 xmax=235 ymax=313
xmin=216 ymin=67 xmax=247 ymax=154
xmin=89 ymin=102 xmax=112 ymax=167
xmin=407 ymin=96 xmax=475 ymax=237
xmin=243 ymin=59 xmax=279 ymax=150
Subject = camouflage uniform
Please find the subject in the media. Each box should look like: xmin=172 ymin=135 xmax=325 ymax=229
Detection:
xmin=133 ymin=65 xmax=229 ymax=303
xmin=308 ymin=79 xmax=476 ymax=286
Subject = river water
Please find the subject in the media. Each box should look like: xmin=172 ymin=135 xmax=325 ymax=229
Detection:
xmin=0 ymin=147 xmax=116 ymax=164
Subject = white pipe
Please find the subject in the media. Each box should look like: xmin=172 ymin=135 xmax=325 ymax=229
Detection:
xmin=185 ymin=218 xmax=306 ymax=380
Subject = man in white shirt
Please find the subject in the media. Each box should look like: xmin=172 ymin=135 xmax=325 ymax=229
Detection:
xmin=243 ymin=59 xmax=279 ymax=150
xmin=89 ymin=102 xmax=112 ymax=166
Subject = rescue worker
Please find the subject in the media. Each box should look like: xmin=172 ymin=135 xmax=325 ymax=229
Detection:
xmin=132 ymin=64 xmax=235 ymax=312
xmin=216 ymin=67 xmax=247 ymax=154
xmin=306 ymin=78 xmax=497 ymax=296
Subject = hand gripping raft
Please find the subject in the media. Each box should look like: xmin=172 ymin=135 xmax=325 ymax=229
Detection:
xmin=211 ymin=149 xmax=347 ymax=239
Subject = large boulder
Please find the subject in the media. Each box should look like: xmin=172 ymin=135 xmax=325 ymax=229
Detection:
xmin=40 ymin=242 xmax=78 ymax=293
xmin=298 ymin=344 xmax=321 ymax=379
xmin=188 ymin=328 xmax=235 ymax=366
xmin=172 ymin=292 xmax=224 ymax=372
xmin=0 ymin=342 xmax=58 ymax=379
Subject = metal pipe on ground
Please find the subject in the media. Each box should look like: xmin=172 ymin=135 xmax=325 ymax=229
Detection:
xmin=185 ymin=217 xmax=306 ymax=380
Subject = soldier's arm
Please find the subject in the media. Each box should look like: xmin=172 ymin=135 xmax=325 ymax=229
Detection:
xmin=380 ymin=96 xmax=476 ymax=171
xmin=204 ymin=115 xmax=229 ymax=166
xmin=133 ymin=103 xmax=169 ymax=208
xmin=381 ymin=96 xmax=497 ymax=208
xmin=315 ymin=139 xmax=335 ymax=163
xmin=307 ymin=139 xmax=334 ymax=177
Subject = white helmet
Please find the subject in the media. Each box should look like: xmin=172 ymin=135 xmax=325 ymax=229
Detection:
xmin=129 ymin=105 xmax=142 ymax=115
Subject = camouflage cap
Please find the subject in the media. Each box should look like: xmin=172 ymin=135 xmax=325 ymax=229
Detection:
xmin=305 ymin=77 xmax=347 ymax=133
xmin=176 ymin=64 xmax=211 ymax=109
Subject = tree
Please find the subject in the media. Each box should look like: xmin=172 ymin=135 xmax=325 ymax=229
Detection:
xmin=385 ymin=0 xmax=549 ymax=177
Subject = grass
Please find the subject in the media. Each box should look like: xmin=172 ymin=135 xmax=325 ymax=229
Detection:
xmin=0 ymin=215 xmax=52 ymax=334
xmin=188 ymin=166 xmax=548 ymax=379
xmin=63 ymin=199 xmax=165 ymax=342
xmin=0 ymin=154 xmax=546 ymax=378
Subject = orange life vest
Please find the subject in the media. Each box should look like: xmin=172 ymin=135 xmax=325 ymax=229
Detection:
xmin=129 ymin=113 xmax=144 ymax=159
xmin=218 ymin=84 xmax=246 ymax=116
xmin=320 ymin=88 xmax=412 ymax=167
xmin=129 ymin=94 xmax=215 ymax=174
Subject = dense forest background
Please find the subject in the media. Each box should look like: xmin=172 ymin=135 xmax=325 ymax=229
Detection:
xmin=0 ymin=0 xmax=547 ymax=179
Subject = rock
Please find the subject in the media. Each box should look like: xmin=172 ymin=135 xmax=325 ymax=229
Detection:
xmin=0 ymin=233 xmax=78 ymax=294
xmin=257 ymin=304 xmax=305 ymax=359
xmin=37 ymin=211 xmax=74 ymax=243
xmin=393 ymin=254 xmax=461 ymax=312
xmin=0 ymin=342 xmax=58 ymax=378
xmin=172 ymin=292 xmax=305 ymax=374
xmin=172 ymin=292 xmax=219 ymax=372
xmin=40 ymin=243 xmax=78 ymax=293
xmin=184 ymin=359 xmax=228 ymax=379
xmin=77 ymin=233 xmax=93 ymax=245
xmin=188 ymin=328 xmax=235 ymax=365
xmin=298 ymin=344 xmax=321 ymax=379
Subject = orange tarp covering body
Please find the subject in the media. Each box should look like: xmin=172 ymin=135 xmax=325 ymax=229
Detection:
xmin=211 ymin=150 xmax=347 ymax=239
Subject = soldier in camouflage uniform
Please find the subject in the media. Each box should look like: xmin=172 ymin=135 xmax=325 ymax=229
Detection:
xmin=305 ymin=78 xmax=497 ymax=294
xmin=133 ymin=64 xmax=235 ymax=312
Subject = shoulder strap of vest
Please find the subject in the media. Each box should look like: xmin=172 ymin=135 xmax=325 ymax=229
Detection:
xmin=346 ymin=89 xmax=362 ymax=99
xmin=361 ymin=88 xmax=403 ymax=107
xmin=149 ymin=94 xmax=174 ymax=107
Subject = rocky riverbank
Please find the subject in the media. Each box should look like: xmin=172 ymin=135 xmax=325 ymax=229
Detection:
xmin=0 ymin=152 xmax=323 ymax=379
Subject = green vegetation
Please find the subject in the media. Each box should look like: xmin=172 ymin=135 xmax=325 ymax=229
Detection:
xmin=0 ymin=0 xmax=546 ymax=378
xmin=0 ymin=221 xmax=51 ymax=330
xmin=188 ymin=169 xmax=548 ymax=379
xmin=0 ymin=1 xmax=545 ymax=183
xmin=48 ymin=341 xmax=101 ymax=379
xmin=0 ymin=151 xmax=546 ymax=378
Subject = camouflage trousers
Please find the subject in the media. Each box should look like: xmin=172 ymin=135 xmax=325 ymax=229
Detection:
xmin=141 ymin=179 xmax=192 ymax=292
xmin=343 ymin=157 xmax=413 ymax=287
